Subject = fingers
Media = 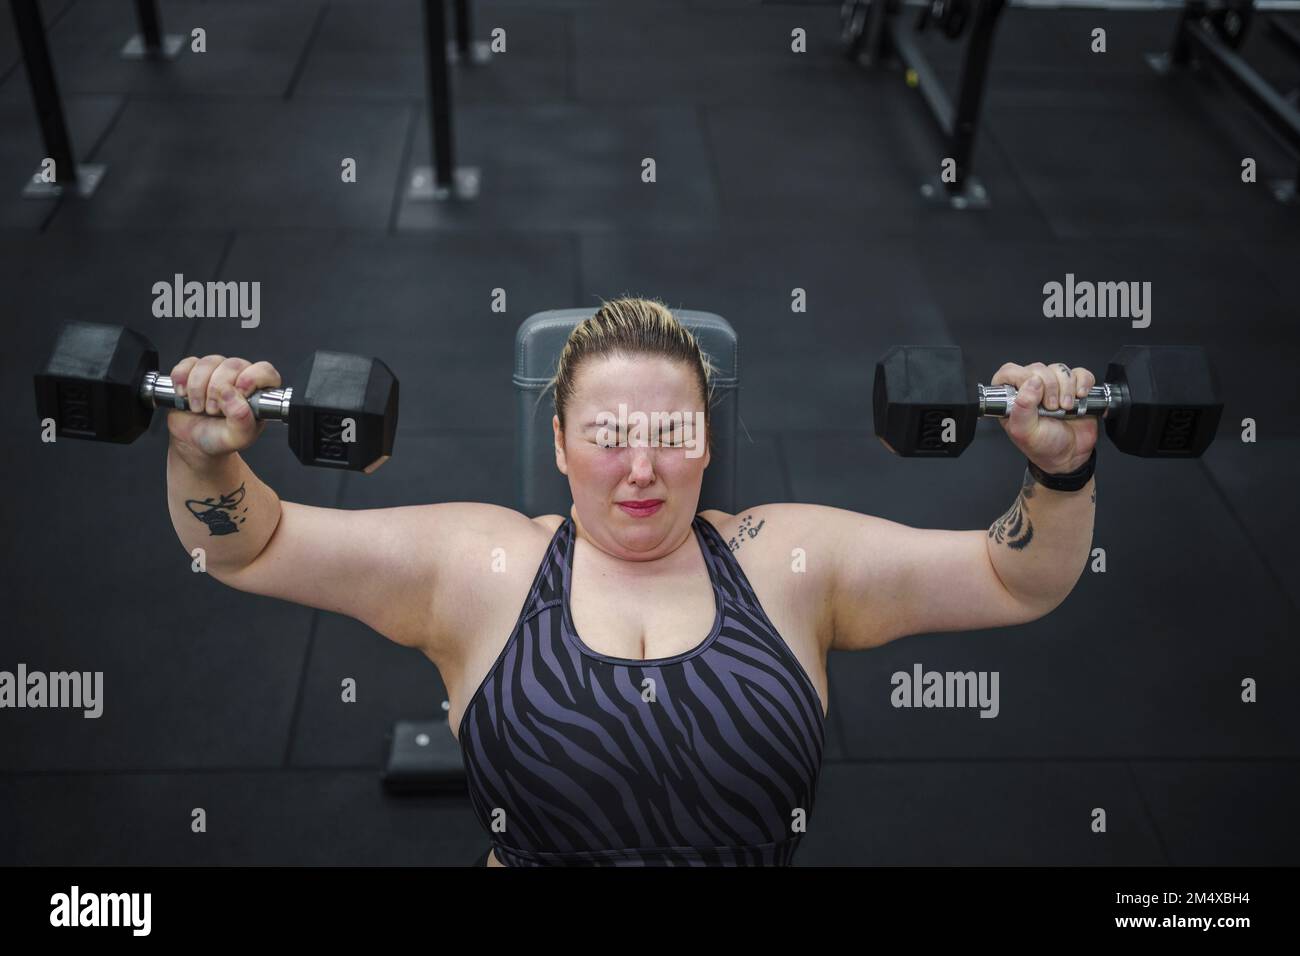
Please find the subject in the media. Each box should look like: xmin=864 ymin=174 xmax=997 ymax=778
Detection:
xmin=992 ymin=361 xmax=1098 ymax=412
xmin=207 ymin=358 xmax=251 ymax=417
xmin=991 ymin=361 xmax=1061 ymax=409
xmin=220 ymin=360 xmax=279 ymax=428
xmin=1024 ymin=362 xmax=1062 ymax=411
xmin=994 ymin=362 xmax=1059 ymax=410
xmin=1047 ymin=362 xmax=1074 ymax=410
xmin=1071 ymin=366 xmax=1096 ymax=403
xmin=989 ymin=362 xmax=1024 ymax=388
xmin=234 ymin=360 xmax=281 ymax=396
xmin=169 ymin=356 xmax=199 ymax=406
xmin=169 ymin=355 xmax=276 ymax=419
xmin=182 ymin=355 xmax=223 ymax=414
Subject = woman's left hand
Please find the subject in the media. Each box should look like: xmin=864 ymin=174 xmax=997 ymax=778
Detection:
xmin=990 ymin=360 xmax=1099 ymax=474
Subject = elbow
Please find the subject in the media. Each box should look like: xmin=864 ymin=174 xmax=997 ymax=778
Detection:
xmin=205 ymin=547 xmax=277 ymax=594
xmin=1018 ymin=566 xmax=1085 ymax=623
xmin=202 ymin=560 xmax=255 ymax=594
xmin=1021 ymin=592 xmax=1066 ymax=623
xmin=997 ymin=546 xmax=1091 ymax=625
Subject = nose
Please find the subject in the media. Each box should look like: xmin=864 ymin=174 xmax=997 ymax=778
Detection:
xmin=626 ymin=445 xmax=657 ymax=485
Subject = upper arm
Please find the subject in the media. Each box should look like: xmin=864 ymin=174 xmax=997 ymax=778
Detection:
xmin=809 ymin=505 xmax=1048 ymax=651
xmin=214 ymin=501 xmax=535 ymax=656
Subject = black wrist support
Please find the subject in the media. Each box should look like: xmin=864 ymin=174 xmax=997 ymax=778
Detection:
xmin=1026 ymin=448 xmax=1096 ymax=492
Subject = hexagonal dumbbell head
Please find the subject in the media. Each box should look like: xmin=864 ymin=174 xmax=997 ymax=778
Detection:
xmin=873 ymin=346 xmax=978 ymax=457
xmin=1104 ymin=345 xmax=1222 ymax=457
xmin=33 ymin=321 xmax=158 ymax=443
xmin=287 ymin=351 xmax=399 ymax=472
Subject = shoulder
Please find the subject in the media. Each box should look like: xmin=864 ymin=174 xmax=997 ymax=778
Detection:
xmin=698 ymin=502 xmax=849 ymax=554
xmin=397 ymin=502 xmax=559 ymax=552
xmin=699 ymin=504 xmax=843 ymax=656
xmin=698 ymin=501 xmax=880 ymax=602
xmin=697 ymin=502 xmax=852 ymax=592
xmin=530 ymin=513 xmax=566 ymax=535
xmin=425 ymin=507 xmax=560 ymax=662
xmin=420 ymin=504 xmax=558 ymax=599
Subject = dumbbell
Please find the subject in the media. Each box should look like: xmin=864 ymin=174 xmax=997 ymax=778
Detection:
xmin=34 ymin=321 xmax=399 ymax=473
xmin=873 ymin=345 xmax=1223 ymax=458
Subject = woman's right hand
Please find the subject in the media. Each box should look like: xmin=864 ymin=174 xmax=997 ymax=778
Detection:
xmin=166 ymin=354 xmax=281 ymax=458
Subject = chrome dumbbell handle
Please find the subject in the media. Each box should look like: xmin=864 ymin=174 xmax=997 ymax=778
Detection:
xmin=140 ymin=371 xmax=294 ymax=423
xmin=977 ymin=382 xmax=1125 ymax=419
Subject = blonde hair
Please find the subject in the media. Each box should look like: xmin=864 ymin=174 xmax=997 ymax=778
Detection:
xmin=551 ymin=297 xmax=714 ymax=439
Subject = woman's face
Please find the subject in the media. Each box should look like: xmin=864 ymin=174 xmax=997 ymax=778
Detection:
xmin=554 ymin=354 xmax=710 ymax=561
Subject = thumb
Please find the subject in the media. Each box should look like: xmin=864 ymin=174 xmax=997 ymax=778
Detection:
xmin=219 ymin=385 xmax=255 ymax=432
xmin=1006 ymin=377 xmax=1042 ymax=443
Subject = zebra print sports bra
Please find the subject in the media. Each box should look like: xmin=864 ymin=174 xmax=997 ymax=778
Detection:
xmin=457 ymin=514 xmax=826 ymax=866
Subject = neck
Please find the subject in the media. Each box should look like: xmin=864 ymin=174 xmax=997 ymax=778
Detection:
xmin=569 ymin=504 xmax=696 ymax=566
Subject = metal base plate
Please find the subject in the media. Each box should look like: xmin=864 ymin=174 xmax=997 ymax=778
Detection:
xmin=121 ymin=34 xmax=184 ymax=60
xmin=406 ymin=165 xmax=481 ymax=202
xmin=447 ymin=40 xmax=493 ymax=66
xmin=920 ymin=175 xmax=989 ymax=210
xmin=23 ymin=163 xmax=106 ymax=199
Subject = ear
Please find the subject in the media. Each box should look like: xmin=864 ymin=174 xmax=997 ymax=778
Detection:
xmin=552 ymin=414 xmax=568 ymax=476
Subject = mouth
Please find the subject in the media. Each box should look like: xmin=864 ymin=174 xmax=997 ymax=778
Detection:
xmin=616 ymin=499 xmax=664 ymax=518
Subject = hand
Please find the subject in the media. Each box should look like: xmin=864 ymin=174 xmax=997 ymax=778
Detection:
xmin=165 ymin=354 xmax=281 ymax=459
xmin=990 ymin=360 xmax=1099 ymax=474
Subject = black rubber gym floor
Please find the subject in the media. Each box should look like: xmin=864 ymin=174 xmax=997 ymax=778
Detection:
xmin=1 ymin=0 xmax=1298 ymax=866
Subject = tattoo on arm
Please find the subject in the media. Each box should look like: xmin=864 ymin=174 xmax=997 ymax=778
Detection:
xmin=185 ymin=483 xmax=249 ymax=536
xmin=727 ymin=513 xmax=766 ymax=553
xmin=988 ymin=469 xmax=1035 ymax=551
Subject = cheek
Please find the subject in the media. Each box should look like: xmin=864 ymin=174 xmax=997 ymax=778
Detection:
xmin=656 ymin=450 xmax=706 ymax=481
xmin=569 ymin=445 xmax=624 ymax=482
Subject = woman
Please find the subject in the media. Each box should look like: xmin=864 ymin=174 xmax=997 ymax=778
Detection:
xmin=165 ymin=297 xmax=1097 ymax=866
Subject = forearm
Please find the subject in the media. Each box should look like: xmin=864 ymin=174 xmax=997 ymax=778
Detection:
xmin=167 ymin=440 xmax=282 ymax=577
xmin=986 ymin=465 xmax=1095 ymax=612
